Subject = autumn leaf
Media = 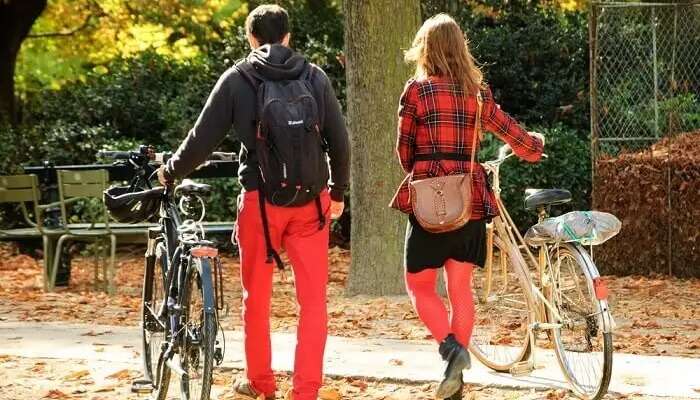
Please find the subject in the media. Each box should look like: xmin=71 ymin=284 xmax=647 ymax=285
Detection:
xmin=63 ymin=369 xmax=90 ymax=381
xmin=318 ymin=387 xmax=342 ymax=400
xmin=43 ymin=390 xmax=69 ymax=399
xmin=106 ymin=368 xmax=134 ymax=381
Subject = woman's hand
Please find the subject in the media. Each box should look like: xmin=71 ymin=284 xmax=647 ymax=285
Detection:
xmin=528 ymin=131 xmax=545 ymax=146
xmin=330 ymin=200 xmax=345 ymax=219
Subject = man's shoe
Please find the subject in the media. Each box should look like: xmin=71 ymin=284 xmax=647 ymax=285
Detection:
xmin=436 ymin=334 xmax=471 ymax=399
xmin=233 ymin=378 xmax=275 ymax=400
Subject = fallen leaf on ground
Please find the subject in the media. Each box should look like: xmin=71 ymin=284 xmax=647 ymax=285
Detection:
xmin=106 ymin=369 xmax=133 ymax=381
xmin=63 ymin=369 xmax=90 ymax=381
xmin=43 ymin=389 xmax=69 ymax=398
xmin=318 ymin=387 xmax=342 ymax=400
xmin=94 ymin=384 xmax=119 ymax=392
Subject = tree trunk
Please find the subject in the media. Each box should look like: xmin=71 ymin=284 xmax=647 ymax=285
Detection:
xmin=0 ymin=0 xmax=47 ymax=124
xmin=344 ymin=0 xmax=421 ymax=295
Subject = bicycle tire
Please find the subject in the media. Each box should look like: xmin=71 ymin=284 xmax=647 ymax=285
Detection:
xmin=548 ymin=243 xmax=613 ymax=400
xmin=469 ymin=235 xmax=533 ymax=372
xmin=141 ymin=242 xmax=171 ymax=399
xmin=179 ymin=257 xmax=216 ymax=400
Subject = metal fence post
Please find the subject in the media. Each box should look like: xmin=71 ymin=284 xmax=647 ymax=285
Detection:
xmin=652 ymin=7 xmax=660 ymax=139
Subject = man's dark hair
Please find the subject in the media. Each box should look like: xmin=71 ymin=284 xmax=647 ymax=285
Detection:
xmin=245 ymin=5 xmax=290 ymax=45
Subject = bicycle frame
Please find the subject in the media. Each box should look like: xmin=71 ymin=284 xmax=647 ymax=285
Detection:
xmin=480 ymin=150 xmax=614 ymax=375
xmin=482 ymin=154 xmax=561 ymax=326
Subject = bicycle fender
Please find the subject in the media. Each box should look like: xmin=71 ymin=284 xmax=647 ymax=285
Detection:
xmin=194 ymin=258 xmax=217 ymax=315
xmin=569 ymin=244 xmax=616 ymax=334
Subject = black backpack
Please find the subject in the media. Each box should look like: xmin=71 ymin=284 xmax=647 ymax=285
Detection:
xmin=237 ymin=61 xmax=329 ymax=270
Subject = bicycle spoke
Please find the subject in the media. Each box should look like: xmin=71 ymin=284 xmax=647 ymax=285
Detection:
xmin=549 ymin=245 xmax=612 ymax=399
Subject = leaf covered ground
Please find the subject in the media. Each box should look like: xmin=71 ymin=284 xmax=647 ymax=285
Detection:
xmin=1 ymin=244 xmax=699 ymax=358
xmin=0 ymin=355 xmax=686 ymax=400
xmin=1 ymin=243 xmax=699 ymax=399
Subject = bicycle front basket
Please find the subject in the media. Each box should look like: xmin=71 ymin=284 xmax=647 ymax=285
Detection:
xmin=524 ymin=211 xmax=621 ymax=246
xmin=104 ymin=186 xmax=164 ymax=223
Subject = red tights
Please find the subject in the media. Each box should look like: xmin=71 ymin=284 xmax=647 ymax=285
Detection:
xmin=405 ymin=259 xmax=475 ymax=347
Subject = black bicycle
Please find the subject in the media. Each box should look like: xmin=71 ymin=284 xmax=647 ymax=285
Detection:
xmin=99 ymin=146 xmax=230 ymax=400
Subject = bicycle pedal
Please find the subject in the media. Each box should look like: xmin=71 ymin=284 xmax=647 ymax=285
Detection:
xmin=214 ymin=347 xmax=224 ymax=364
xmin=130 ymin=378 xmax=153 ymax=394
xmin=509 ymin=361 xmax=534 ymax=376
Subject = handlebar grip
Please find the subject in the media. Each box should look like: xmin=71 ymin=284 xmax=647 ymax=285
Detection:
xmin=209 ymin=152 xmax=236 ymax=161
xmin=97 ymin=150 xmax=132 ymax=160
xmin=498 ymin=144 xmax=513 ymax=160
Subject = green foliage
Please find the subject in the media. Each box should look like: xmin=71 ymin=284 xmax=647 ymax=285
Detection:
xmin=465 ymin=7 xmax=589 ymax=130
xmin=480 ymin=125 xmax=591 ymax=229
xmin=8 ymin=0 xmax=592 ymax=228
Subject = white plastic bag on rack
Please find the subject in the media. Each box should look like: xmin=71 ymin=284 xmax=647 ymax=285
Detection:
xmin=525 ymin=211 xmax=621 ymax=246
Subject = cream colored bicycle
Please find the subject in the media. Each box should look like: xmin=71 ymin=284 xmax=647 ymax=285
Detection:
xmin=469 ymin=144 xmax=615 ymax=400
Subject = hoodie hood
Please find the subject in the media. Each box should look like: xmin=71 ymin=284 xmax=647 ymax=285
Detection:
xmin=247 ymin=44 xmax=308 ymax=81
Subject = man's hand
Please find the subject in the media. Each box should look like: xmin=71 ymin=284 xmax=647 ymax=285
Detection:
xmin=330 ymin=200 xmax=344 ymax=220
xmin=157 ymin=165 xmax=172 ymax=186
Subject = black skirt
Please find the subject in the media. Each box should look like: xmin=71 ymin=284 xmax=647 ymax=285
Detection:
xmin=404 ymin=215 xmax=487 ymax=273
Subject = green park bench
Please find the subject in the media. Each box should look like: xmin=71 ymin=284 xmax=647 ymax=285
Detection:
xmin=0 ymin=169 xmax=234 ymax=293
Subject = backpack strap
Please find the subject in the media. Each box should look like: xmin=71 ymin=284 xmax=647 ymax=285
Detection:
xmin=257 ymin=189 xmax=285 ymax=272
xmin=302 ymin=62 xmax=315 ymax=82
xmin=314 ymin=196 xmax=326 ymax=230
xmin=235 ymin=61 xmax=261 ymax=91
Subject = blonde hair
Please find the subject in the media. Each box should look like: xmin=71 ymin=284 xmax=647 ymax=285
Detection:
xmin=405 ymin=14 xmax=483 ymax=94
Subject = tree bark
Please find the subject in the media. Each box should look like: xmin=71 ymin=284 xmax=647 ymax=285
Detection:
xmin=0 ymin=0 xmax=47 ymax=124
xmin=344 ymin=0 xmax=421 ymax=295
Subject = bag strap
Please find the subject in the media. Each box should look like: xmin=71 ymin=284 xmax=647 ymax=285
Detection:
xmin=469 ymin=90 xmax=484 ymax=170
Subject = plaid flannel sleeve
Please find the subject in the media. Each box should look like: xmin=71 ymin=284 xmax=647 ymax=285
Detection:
xmin=396 ymin=80 xmax=419 ymax=173
xmin=481 ymin=86 xmax=543 ymax=162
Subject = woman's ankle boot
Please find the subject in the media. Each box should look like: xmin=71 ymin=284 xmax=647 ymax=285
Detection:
xmin=447 ymin=372 xmax=463 ymax=399
xmin=436 ymin=334 xmax=470 ymax=399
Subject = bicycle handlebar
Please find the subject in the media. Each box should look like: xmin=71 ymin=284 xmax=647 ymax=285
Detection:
xmin=97 ymin=150 xmax=134 ymax=160
xmin=97 ymin=147 xmax=236 ymax=164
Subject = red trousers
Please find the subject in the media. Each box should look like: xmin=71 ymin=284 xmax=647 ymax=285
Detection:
xmin=235 ymin=190 xmax=330 ymax=400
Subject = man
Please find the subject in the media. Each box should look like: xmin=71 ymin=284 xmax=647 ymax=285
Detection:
xmin=158 ymin=5 xmax=349 ymax=400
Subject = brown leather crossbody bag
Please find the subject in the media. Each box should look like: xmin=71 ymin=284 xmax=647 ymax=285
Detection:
xmin=409 ymin=92 xmax=483 ymax=233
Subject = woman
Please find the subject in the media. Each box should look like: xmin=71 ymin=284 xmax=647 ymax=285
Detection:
xmin=390 ymin=14 xmax=544 ymax=399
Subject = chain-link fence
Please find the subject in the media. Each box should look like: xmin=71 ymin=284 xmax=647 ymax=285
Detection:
xmin=590 ymin=2 xmax=700 ymax=277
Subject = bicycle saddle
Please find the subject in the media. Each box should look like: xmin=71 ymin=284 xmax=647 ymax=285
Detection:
xmin=175 ymin=179 xmax=212 ymax=196
xmin=524 ymin=188 xmax=572 ymax=210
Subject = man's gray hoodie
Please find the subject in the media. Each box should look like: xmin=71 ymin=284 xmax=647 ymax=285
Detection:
xmin=164 ymin=44 xmax=350 ymax=202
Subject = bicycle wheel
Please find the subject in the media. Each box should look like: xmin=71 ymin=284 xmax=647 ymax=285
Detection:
xmin=548 ymin=243 xmax=613 ymax=400
xmin=141 ymin=242 xmax=171 ymax=399
xmin=470 ymin=234 xmax=533 ymax=372
xmin=180 ymin=257 xmax=217 ymax=400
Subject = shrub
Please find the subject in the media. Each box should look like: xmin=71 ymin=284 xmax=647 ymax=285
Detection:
xmin=425 ymin=1 xmax=590 ymax=130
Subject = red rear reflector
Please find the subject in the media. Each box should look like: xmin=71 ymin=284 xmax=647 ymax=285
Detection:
xmin=191 ymin=246 xmax=218 ymax=258
xmin=593 ymin=277 xmax=608 ymax=300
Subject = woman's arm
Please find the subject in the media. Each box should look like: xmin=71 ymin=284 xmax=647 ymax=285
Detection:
xmin=480 ymin=86 xmax=543 ymax=162
xmin=396 ymin=80 xmax=420 ymax=173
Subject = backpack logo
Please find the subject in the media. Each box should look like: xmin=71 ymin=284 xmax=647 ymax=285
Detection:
xmin=287 ymin=120 xmax=304 ymax=126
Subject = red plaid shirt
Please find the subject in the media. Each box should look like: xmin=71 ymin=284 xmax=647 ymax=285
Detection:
xmin=390 ymin=77 xmax=543 ymax=219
